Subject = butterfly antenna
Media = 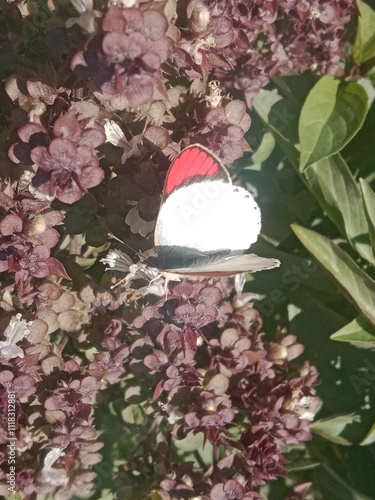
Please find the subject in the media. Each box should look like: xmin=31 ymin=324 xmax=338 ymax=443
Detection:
xmin=108 ymin=233 xmax=137 ymax=254
xmin=110 ymin=276 xmax=128 ymax=290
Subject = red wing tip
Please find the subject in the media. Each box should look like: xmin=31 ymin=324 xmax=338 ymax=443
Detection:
xmin=164 ymin=143 xmax=225 ymax=196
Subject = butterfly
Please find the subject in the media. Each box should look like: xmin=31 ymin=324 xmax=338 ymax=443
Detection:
xmin=145 ymin=144 xmax=280 ymax=277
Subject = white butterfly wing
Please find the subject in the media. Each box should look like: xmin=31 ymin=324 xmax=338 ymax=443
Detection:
xmin=156 ymin=181 xmax=261 ymax=252
xmin=164 ymin=253 xmax=280 ymax=276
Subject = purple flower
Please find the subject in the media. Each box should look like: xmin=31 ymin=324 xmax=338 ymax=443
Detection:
xmin=72 ymin=6 xmax=174 ymax=108
xmin=0 ymin=188 xmax=69 ymax=297
xmin=29 ymin=109 xmax=105 ymax=203
xmin=211 ymin=479 xmax=262 ymax=500
xmin=184 ymin=389 xmax=235 ymax=444
xmin=181 ymin=0 xmax=357 ymax=106
xmin=187 ymin=100 xmax=251 ymax=163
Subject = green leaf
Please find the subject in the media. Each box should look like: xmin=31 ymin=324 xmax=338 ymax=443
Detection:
xmin=360 ymin=421 xmax=375 ymax=445
xmin=299 ymin=76 xmax=368 ymax=171
xmin=360 ymin=178 xmax=375 ymax=252
xmin=286 ymin=459 xmax=320 ymax=472
xmin=72 ymin=255 xmax=98 ymax=270
xmin=353 ymin=0 xmax=375 ymax=64
xmin=121 ymin=404 xmax=145 ymax=425
xmin=63 ymin=194 xmax=97 ymax=234
xmin=310 ymin=413 xmax=361 ymax=445
xmin=291 ymin=224 xmax=375 ymax=327
xmin=305 ymin=155 xmax=374 ymax=264
xmin=313 ymin=465 xmax=374 ymax=500
xmin=252 ymin=88 xmax=300 ymax=167
xmin=85 ymin=217 xmax=109 ymax=247
xmin=249 ymin=131 xmax=276 ymax=164
xmin=331 ymin=316 xmax=375 ymax=344
xmin=7 ymin=494 xmax=24 ymax=500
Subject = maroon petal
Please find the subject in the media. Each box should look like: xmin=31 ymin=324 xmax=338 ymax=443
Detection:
xmin=102 ymin=33 xmax=130 ymax=62
xmin=149 ymin=37 xmax=174 ymax=64
xmin=125 ymin=74 xmax=154 ymax=106
xmin=123 ymin=7 xmax=144 ymax=31
xmin=18 ymin=123 xmax=47 ymax=142
xmin=78 ymin=164 xmax=105 ymax=189
xmin=38 ymin=227 xmax=61 ymax=249
xmin=30 ymin=146 xmax=53 ymax=171
xmin=142 ymin=10 xmax=168 ymax=41
xmin=46 ymin=257 xmax=71 ymax=279
xmin=53 ymin=110 xmax=82 ymax=141
xmin=28 ymin=260 xmax=51 ymax=278
xmin=0 ymin=214 xmax=23 ymax=235
xmin=142 ymin=52 xmax=161 ymax=70
xmin=103 ymin=32 xmax=146 ymax=61
xmin=102 ymin=5 xmax=127 ymax=32
xmin=49 ymin=137 xmax=77 ymax=162
xmin=55 ymin=181 xmax=85 ymax=204
xmin=13 ymin=375 xmax=36 ymax=398
xmin=80 ymin=128 xmax=106 ymax=148
xmin=43 ymin=210 xmax=65 ymax=226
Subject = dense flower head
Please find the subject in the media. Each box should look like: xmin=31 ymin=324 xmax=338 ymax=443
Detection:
xmin=134 ymin=280 xmax=223 ymax=349
xmin=179 ymin=0 xmax=357 ymax=105
xmin=71 ymin=5 xmax=174 ymax=109
xmin=0 ymin=313 xmax=104 ymax=498
xmin=185 ymin=99 xmax=252 ymax=163
xmin=107 ymin=148 xmax=167 ymax=238
xmin=9 ymin=105 xmax=106 ymax=204
xmin=124 ymin=277 xmax=320 ymax=496
xmin=0 ymin=184 xmax=69 ymax=301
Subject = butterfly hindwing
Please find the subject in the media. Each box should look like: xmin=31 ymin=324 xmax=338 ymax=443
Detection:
xmin=162 ymin=253 xmax=280 ymax=276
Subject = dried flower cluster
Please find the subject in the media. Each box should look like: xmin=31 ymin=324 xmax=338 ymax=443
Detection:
xmin=180 ymin=0 xmax=357 ymax=105
xmin=72 ymin=5 xmax=174 ymax=108
xmin=0 ymin=0 xmax=356 ymax=497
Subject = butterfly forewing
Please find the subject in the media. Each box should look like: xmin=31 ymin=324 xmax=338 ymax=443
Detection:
xmin=153 ymin=144 xmax=280 ymax=276
xmin=155 ymin=145 xmax=261 ymax=253
xmin=161 ymin=144 xmax=231 ymax=201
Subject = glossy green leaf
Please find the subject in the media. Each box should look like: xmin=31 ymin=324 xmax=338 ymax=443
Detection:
xmin=250 ymin=131 xmax=276 ymax=164
xmin=305 ymin=155 xmax=374 ymax=264
xmin=353 ymin=0 xmax=375 ymax=63
xmin=252 ymin=88 xmax=300 ymax=167
xmin=331 ymin=316 xmax=375 ymax=344
xmin=360 ymin=178 xmax=375 ymax=252
xmin=313 ymin=465 xmax=374 ymax=500
xmin=254 ymin=87 xmax=374 ymax=263
xmin=291 ymin=224 xmax=375 ymax=327
xmin=310 ymin=413 xmax=361 ymax=445
xmin=360 ymin=421 xmax=375 ymax=446
xmin=299 ymin=77 xmax=368 ymax=171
